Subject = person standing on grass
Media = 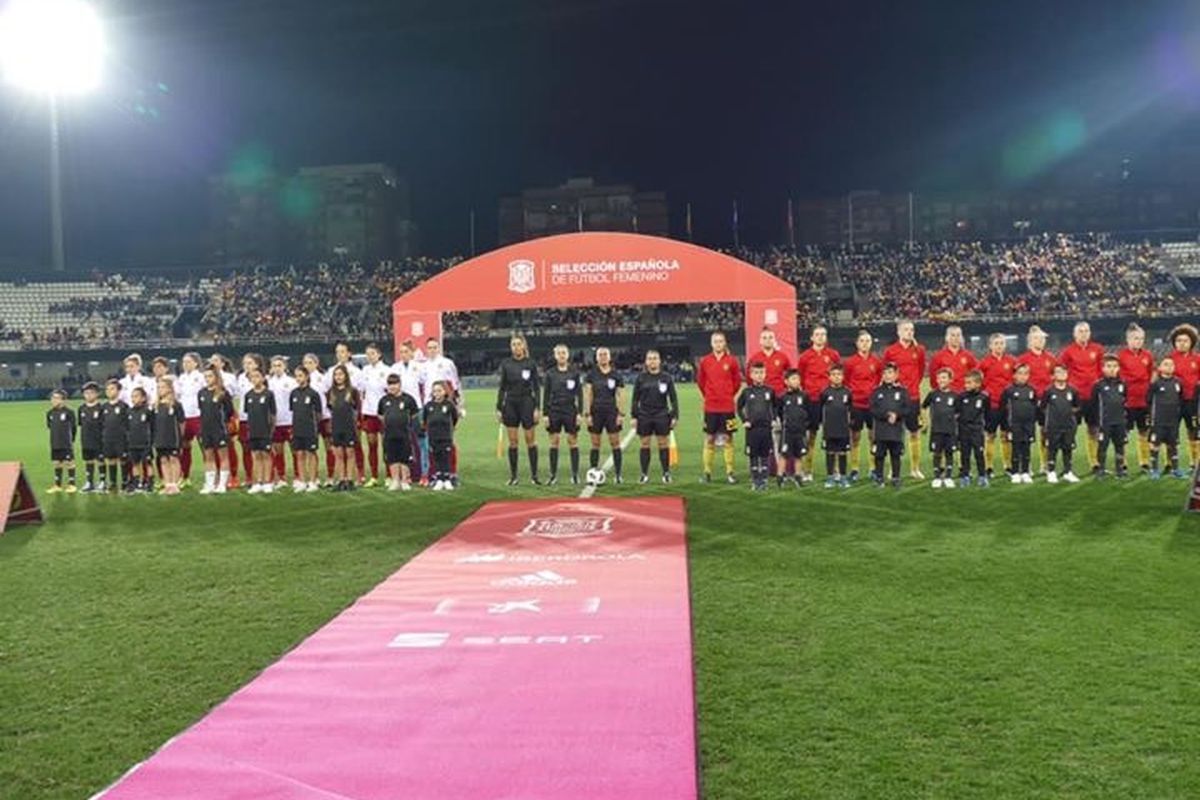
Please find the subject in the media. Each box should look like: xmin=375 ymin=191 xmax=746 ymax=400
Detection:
xmin=77 ymin=381 xmax=103 ymax=493
xmin=198 ymin=366 xmax=235 ymax=494
xmin=737 ymin=362 xmax=776 ymax=491
xmin=46 ymin=389 xmax=77 ymax=494
xmin=882 ymin=320 xmax=926 ymax=480
xmin=777 ymin=369 xmax=809 ymax=487
xmin=422 ymin=338 xmax=462 ymax=481
xmin=978 ymin=333 xmax=1017 ymax=478
xmin=870 ymin=363 xmax=909 ymax=489
xmin=209 ymin=353 xmax=242 ymax=489
xmin=153 ymin=378 xmax=185 ymax=495
xmin=176 ymin=352 xmax=206 ymax=487
xmin=1000 ymin=364 xmax=1038 ymax=484
xmin=1059 ymin=321 xmax=1105 ymax=472
xmin=379 ymin=373 xmax=420 ymax=491
xmin=303 ymin=353 xmax=335 ymax=485
xmin=126 ymin=387 xmax=154 ymax=494
xmin=841 ymin=330 xmax=883 ymax=482
xmin=424 ymin=380 xmax=460 ymax=491
xmin=796 ymin=324 xmax=841 ymax=480
xmin=496 ymin=334 xmax=542 ymax=486
xmin=244 ymin=368 xmax=277 ymax=494
xmin=389 ymin=340 xmax=427 ymax=484
xmin=819 ymin=364 xmax=853 ymax=488
xmin=331 ymin=341 xmax=367 ymax=481
xmin=327 ymin=364 xmax=360 ymax=492
xmin=1041 ymin=365 xmax=1081 ymax=484
xmin=542 ymin=343 xmax=584 ymax=486
xmin=583 ymin=346 xmax=626 ymax=484
xmin=1148 ymin=358 xmax=1185 ymax=479
xmin=697 ymin=331 xmax=742 ymax=484
xmin=290 ymin=365 xmax=323 ymax=493
xmin=267 ymin=356 xmax=298 ymax=489
xmin=631 ymin=349 xmax=678 ymax=484
xmin=100 ymin=379 xmax=129 ymax=494
xmin=1016 ymin=325 xmax=1057 ymax=473
xmin=923 ymin=368 xmax=959 ymax=489
xmin=1092 ymin=354 xmax=1129 ymax=479
xmin=1166 ymin=324 xmax=1200 ymax=466
xmin=358 ymin=343 xmax=392 ymax=488
xmin=957 ymin=370 xmax=989 ymax=487
xmin=1117 ymin=323 xmax=1155 ymax=473
xmin=236 ymin=353 xmax=266 ymax=492
xmin=746 ymin=328 xmax=792 ymax=477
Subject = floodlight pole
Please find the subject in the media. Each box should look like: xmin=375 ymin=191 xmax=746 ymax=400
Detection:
xmin=49 ymin=94 xmax=65 ymax=272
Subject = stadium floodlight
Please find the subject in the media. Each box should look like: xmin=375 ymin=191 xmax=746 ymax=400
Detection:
xmin=0 ymin=0 xmax=105 ymax=273
xmin=0 ymin=0 xmax=104 ymax=95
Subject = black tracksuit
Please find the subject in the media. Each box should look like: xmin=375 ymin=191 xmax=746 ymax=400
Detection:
xmin=738 ymin=384 xmax=776 ymax=484
xmin=1041 ymin=384 xmax=1079 ymax=474
xmin=1149 ymin=376 xmax=1183 ymax=471
xmin=198 ymin=389 xmax=234 ymax=450
xmin=379 ymin=392 xmax=420 ymax=466
xmin=632 ymin=371 xmax=679 ymax=476
xmin=870 ymin=383 xmax=909 ymax=480
xmin=779 ymin=389 xmax=810 ymax=460
xmin=957 ymin=389 xmax=988 ymax=478
xmin=820 ymin=385 xmax=853 ymax=476
xmin=922 ymin=389 xmax=958 ymax=479
xmin=423 ymin=400 xmax=459 ymax=480
xmin=1000 ymin=384 xmax=1038 ymax=474
xmin=1091 ymin=376 xmax=1128 ymax=472
xmin=152 ymin=402 xmax=184 ymax=454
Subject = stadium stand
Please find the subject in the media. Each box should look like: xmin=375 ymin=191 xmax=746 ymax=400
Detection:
xmin=2 ymin=234 xmax=1199 ymax=350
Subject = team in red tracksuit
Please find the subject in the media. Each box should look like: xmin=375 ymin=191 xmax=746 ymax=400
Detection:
xmin=978 ymin=342 xmax=1017 ymax=445
xmin=882 ymin=336 xmax=926 ymax=433
xmin=1059 ymin=334 xmax=1105 ymax=424
xmin=746 ymin=347 xmax=792 ymax=397
xmin=1016 ymin=346 xmax=1057 ymax=397
xmin=842 ymin=338 xmax=883 ymax=433
xmin=1117 ymin=327 xmax=1155 ymax=467
xmin=1167 ymin=323 xmax=1200 ymax=445
xmin=697 ymin=348 xmax=743 ymax=430
xmin=796 ymin=341 xmax=841 ymax=436
xmin=929 ymin=344 xmax=978 ymax=393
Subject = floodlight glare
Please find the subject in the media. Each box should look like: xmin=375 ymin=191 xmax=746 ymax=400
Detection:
xmin=0 ymin=0 xmax=105 ymax=95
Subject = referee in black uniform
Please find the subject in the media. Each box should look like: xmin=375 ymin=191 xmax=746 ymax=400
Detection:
xmin=542 ymin=344 xmax=584 ymax=485
xmin=496 ymin=334 xmax=542 ymax=485
xmin=631 ymin=349 xmax=679 ymax=483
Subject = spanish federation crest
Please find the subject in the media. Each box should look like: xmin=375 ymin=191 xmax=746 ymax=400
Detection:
xmin=507 ymin=259 xmax=536 ymax=294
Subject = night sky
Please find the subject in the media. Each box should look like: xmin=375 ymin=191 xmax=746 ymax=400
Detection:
xmin=0 ymin=0 xmax=1198 ymax=265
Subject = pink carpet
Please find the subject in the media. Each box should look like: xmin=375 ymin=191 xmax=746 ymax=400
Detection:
xmin=96 ymin=497 xmax=698 ymax=800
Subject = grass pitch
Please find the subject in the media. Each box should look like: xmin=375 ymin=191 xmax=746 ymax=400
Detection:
xmin=2 ymin=389 xmax=1200 ymax=799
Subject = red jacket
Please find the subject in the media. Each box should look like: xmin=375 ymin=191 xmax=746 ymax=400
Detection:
xmin=796 ymin=346 xmax=841 ymax=402
xmin=929 ymin=347 xmax=978 ymax=393
xmin=746 ymin=349 xmax=792 ymax=396
xmin=978 ymin=353 xmax=1018 ymax=409
xmin=1059 ymin=341 xmax=1105 ymax=401
xmin=1016 ymin=349 xmax=1058 ymax=396
xmin=842 ymin=352 xmax=883 ymax=409
xmin=882 ymin=341 xmax=926 ymax=398
xmin=1117 ymin=348 xmax=1155 ymax=410
xmin=1168 ymin=350 xmax=1200 ymax=401
xmin=696 ymin=352 xmax=742 ymax=413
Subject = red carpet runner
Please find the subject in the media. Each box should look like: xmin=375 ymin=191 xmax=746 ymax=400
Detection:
xmin=97 ymin=497 xmax=698 ymax=800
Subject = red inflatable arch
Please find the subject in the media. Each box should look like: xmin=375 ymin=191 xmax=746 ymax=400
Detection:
xmin=392 ymin=232 xmax=797 ymax=358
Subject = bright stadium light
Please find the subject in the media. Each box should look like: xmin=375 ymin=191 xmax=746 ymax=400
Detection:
xmin=0 ymin=0 xmax=105 ymax=272
xmin=0 ymin=0 xmax=104 ymax=94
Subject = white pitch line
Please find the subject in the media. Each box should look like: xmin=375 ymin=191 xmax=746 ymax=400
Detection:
xmin=579 ymin=427 xmax=639 ymax=499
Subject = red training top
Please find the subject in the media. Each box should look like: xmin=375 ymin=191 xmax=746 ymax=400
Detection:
xmin=842 ymin=352 xmax=883 ymax=409
xmin=978 ymin=353 xmax=1018 ymax=409
xmin=696 ymin=352 xmax=743 ymax=413
xmin=882 ymin=340 xmax=926 ymax=398
xmin=1016 ymin=349 xmax=1058 ymax=396
xmin=745 ymin=349 xmax=792 ymax=396
xmin=1116 ymin=348 xmax=1155 ymax=410
xmin=1059 ymin=341 xmax=1105 ymax=401
xmin=796 ymin=346 xmax=841 ymax=402
xmin=929 ymin=347 xmax=978 ymax=393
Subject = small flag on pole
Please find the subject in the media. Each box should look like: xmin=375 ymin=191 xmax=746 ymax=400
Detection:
xmin=668 ymin=431 xmax=680 ymax=468
xmin=496 ymin=425 xmax=505 ymax=459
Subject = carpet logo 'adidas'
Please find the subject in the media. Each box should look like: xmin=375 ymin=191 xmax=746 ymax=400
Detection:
xmin=456 ymin=551 xmax=646 ymax=564
xmin=491 ymin=570 xmax=578 ymax=588
xmin=520 ymin=516 xmax=614 ymax=538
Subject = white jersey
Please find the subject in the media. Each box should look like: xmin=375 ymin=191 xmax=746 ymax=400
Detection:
xmin=422 ymin=355 xmax=461 ymax=397
xmin=118 ymin=372 xmax=157 ymax=407
xmin=268 ymin=374 xmax=299 ymax=427
xmin=308 ymin=369 xmax=331 ymax=420
xmin=176 ymin=369 xmax=206 ymax=418
xmin=388 ymin=359 xmax=424 ymax=406
xmin=331 ymin=360 xmax=365 ymax=393
xmin=360 ymin=361 xmax=392 ymax=418
xmin=236 ymin=373 xmax=254 ymax=421
xmin=221 ymin=371 xmax=240 ymax=402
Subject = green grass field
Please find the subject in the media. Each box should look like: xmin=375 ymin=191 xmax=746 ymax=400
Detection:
xmin=3 ymin=388 xmax=1200 ymax=799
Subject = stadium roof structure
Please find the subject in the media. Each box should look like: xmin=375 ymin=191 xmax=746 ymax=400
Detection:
xmin=391 ymin=232 xmax=797 ymax=357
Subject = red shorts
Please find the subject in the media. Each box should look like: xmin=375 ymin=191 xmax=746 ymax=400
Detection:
xmin=272 ymin=425 xmax=292 ymax=444
xmin=319 ymin=419 xmax=332 ymax=437
xmin=358 ymin=415 xmax=382 ymax=435
xmin=183 ymin=417 xmax=201 ymax=440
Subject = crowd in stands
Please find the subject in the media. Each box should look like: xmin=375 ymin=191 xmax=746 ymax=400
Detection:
xmin=4 ymin=234 xmax=1200 ymax=350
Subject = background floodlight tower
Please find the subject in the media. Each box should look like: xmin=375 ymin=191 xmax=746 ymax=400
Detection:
xmin=0 ymin=0 xmax=105 ymax=272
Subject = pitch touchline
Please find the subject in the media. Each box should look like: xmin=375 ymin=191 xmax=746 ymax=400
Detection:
xmin=578 ymin=428 xmax=639 ymax=499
